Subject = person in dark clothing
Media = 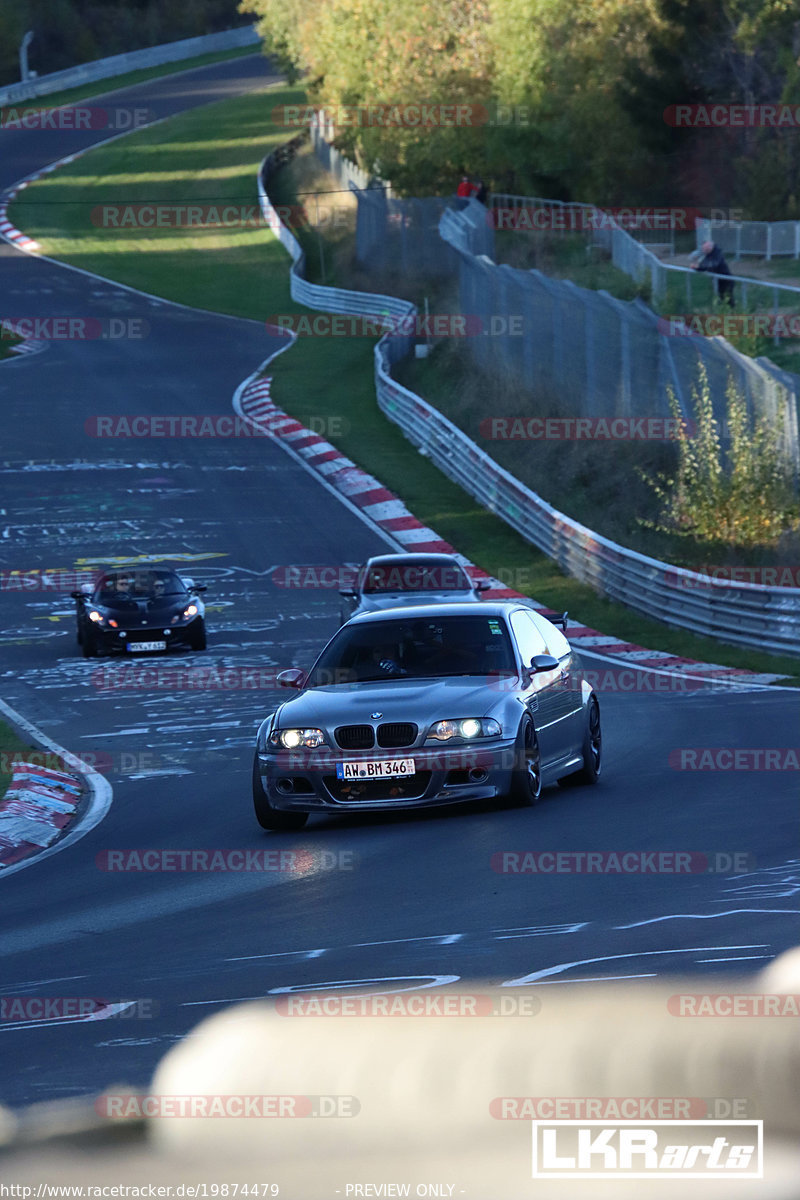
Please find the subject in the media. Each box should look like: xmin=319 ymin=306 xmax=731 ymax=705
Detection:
xmin=474 ymin=179 xmax=487 ymax=204
xmin=692 ymin=240 xmax=735 ymax=306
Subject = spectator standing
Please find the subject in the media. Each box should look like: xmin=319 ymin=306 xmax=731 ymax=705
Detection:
xmin=691 ymin=240 xmax=735 ymax=306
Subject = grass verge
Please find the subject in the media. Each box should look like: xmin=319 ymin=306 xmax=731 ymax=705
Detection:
xmin=0 ymin=334 xmax=24 ymax=361
xmin=0 ymin=720 xmax=46 ymax=801
xmin=8 ymin=83 xmax=800 ymax=683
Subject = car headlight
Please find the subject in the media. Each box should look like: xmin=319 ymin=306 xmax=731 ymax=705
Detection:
xmin=171 ymin=604 xmax=199 ymax=624
xmin=268 ymin=728 xmax=326 ymax=750
xmin=426 ymin=718 xmax=502 ymax=741
xmin=88 ymin=610 xmax=104 ymax=624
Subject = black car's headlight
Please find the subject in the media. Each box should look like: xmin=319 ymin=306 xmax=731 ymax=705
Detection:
xmin=171 ymin=603 xmax=199 ymax=625
xmin=425 ymin=718 xmax=502 ymax=742
xmin=88 ymin=609 xmax=116 ymax=628
xmin=268 ymin=728 xmax=326 ymax=750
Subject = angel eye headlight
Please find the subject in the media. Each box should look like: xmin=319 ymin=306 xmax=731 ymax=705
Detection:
xmin=427 ymin=718 xmax=501 ymax=741
xmin=268 ymin=728 xmax=325 ymax=750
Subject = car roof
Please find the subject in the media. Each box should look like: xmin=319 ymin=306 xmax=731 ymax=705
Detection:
xmin=346 ymin=599 xmax=535 ymax=623
xmin=362 ymin=552 xmax=463 ymax=566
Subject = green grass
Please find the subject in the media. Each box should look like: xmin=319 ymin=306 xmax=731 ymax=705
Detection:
xmin=0 ymin=720 xmax=50 ymax=801
xmin=0 ymin=333 xmax=24 ymax=360
xmin=9 ymin=83 xmax=800 ymax=683
xmin=1 ymin=44 xmax=262 ymax=115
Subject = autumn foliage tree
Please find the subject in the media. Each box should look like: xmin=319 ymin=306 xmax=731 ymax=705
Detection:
xmin=242 ymin=0 xmax=800 ymax=211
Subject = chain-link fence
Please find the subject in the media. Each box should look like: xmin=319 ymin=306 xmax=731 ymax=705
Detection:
xmin=697 ymin=217 xmax=800 ymax=260
xmin=355 ymin=190 xmax=466 ymax=280
xmin=440 ymin=212 xmax=799 ymax=473
xmin=492 ymin=195 xmax=800 ymax=324
xmin=309 ymin=113 xmax=384 ymax=195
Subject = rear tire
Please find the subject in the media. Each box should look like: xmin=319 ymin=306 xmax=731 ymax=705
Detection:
xmin=252 ymin=755 xmax=308 ymax=831
xmin=558 ymin=697 xmax=601 ymax=787
xmin=507 ymin=716 xmax=542 ymax=806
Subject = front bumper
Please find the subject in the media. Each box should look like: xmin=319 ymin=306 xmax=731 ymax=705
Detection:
xmin=255 ymin=740 xmax=518 ymax=812
xmin=89 ymin=621 xmax=199 ymax=654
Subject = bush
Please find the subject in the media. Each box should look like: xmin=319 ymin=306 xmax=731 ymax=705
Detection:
xmin=638 ymin=364 xmax=799 ymax=547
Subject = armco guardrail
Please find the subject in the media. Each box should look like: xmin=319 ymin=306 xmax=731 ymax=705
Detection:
xmin=0 ymin=26 xmax=259 ymax=107
xmin=259 ymin=138 xmax=800 ymax=656
xmin=258 ymin=138 xmax=416 ymax=362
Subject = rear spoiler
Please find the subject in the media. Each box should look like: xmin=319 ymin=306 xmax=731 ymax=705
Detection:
xmin=544 ymin=610 xmax=569 ymax=631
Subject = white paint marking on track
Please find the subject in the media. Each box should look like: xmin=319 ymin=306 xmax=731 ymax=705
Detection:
xmin=501 ymin=945 xmax=770 ymax=987
xmin=617 ymin=911 xmax=799 ymax=928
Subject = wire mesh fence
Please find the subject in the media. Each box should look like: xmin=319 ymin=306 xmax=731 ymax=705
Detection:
xmin=439 ymin=211 xmax=799 ymax=474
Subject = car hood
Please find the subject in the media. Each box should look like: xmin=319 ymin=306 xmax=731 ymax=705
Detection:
xmin=275 ymin=676 xmax=513 ymax=726
xmin=94 ymin=599 xmax=191 ymax=627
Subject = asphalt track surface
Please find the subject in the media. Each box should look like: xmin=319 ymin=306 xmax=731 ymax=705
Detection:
xmin=0 ymin=55 xmax=797 ymax=1110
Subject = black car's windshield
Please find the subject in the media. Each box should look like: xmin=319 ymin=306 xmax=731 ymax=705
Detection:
xmin=361 ymin=559 xmax=471 ymax=594
xmin=307 ymin=615 xmax=516 ymax=684
xmin=94 ymin=570 xmax=188 ymax=604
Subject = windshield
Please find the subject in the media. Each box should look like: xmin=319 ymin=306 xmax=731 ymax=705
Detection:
xmin=94 ymin=570 xmax=188 ymax=603
xmin=361 ymin=559 xmax=471 ymax=593
xmin=307 ymin=614 xmax=516 ymax=684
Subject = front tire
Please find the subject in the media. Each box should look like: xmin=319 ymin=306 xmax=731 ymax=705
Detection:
xmin=559 ymin=696 xmax=601 ymax=787
xmin=81 ymin=627 xmax=98 ymax=658
xmin=188 ymin=618 xmax=206 ymax=651
xmin=252 ymin=755 xmax=308 ymax=831
xmin=507 ymin=716 xmax=542 ymax=806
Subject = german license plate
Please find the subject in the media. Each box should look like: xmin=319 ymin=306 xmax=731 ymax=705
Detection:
xmin=336 ymin=758 xmax=415 ymax=780
xmin=127 ymin=641 xmax=167 ymax=652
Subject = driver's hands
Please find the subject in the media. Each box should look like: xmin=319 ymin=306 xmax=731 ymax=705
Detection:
xmin=379 ymin=659 xmax=406 ymax=676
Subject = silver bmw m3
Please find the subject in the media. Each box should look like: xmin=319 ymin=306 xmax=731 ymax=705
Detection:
xmin=253 ymin=600 xmax=601 ymax=830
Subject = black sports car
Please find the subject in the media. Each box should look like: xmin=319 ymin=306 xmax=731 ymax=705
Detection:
xmin=253 ymin=600 xmax=600 ymax=830
xmin=71 ymin=568 xmax=207 ymax=657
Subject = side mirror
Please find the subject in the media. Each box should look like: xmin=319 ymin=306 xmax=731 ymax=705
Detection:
xmin=192 ymin=584 xmax=208 ymax=593
xmin=276 ymin=668 xmax=306 ymax=690
xmin=70 ymin=591 xmax=83 ymax=600
xmin=475 ymin=580 xmax=492 ymax=592
xmin=339 ymin=589 xmax=357 ymax=599
xmin=530 ymin=654 xmax=559 ymax=673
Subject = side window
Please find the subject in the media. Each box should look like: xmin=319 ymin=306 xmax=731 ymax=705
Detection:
xmin=509 ymin=610 xmax=548 ymax=667
xmin=529 ymin=611 xmax=571 ymax=660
